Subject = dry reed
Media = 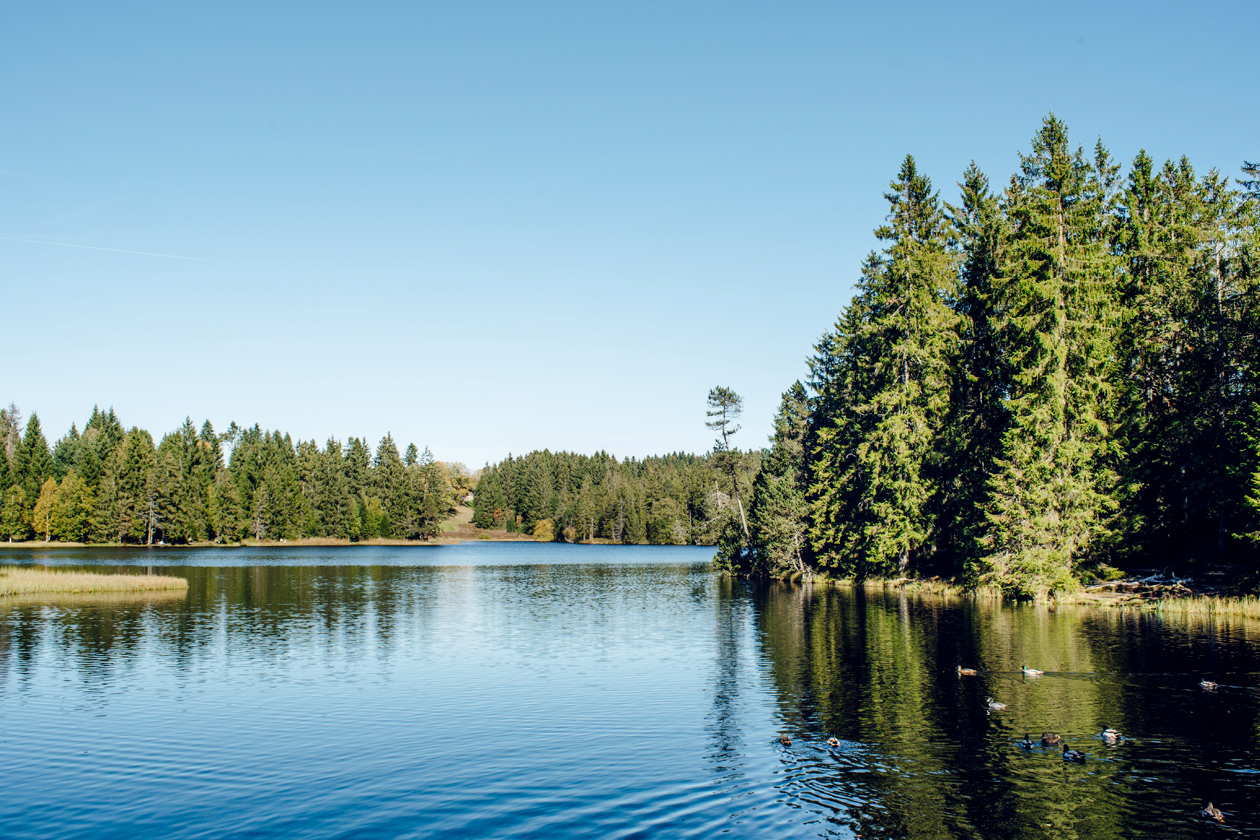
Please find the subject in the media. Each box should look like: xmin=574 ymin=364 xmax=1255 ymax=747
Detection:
xmin=0 ymin=568 xmax=189 ymax=597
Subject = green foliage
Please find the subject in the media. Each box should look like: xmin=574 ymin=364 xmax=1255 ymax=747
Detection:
xmin=474 ymin=449 xmax=741 ymax=546
xmin=808 ymin=157 xmax=958 ymax=578
xmin=1 ymin=485 xmax=30 ymax=541
xmin=750 ymin=115 xmax=1260 ymax=594
xmin=32 ymin=477 xmax=58 ymax=541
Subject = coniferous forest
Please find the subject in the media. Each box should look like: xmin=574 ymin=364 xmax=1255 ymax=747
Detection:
xmin=728 ymin=115 xmax=1260 ymax=596
xmin=0 ymin=406 xmax=465 ymax=544
xmin=471 ymin=449 xmax=755 ymax=544
xmin=6 ymin=116 xmax=1257 ymax=601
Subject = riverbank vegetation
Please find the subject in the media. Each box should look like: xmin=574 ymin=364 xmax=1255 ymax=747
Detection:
xmin=0 ymin=406 xmax=472 ymax=545
xmin=727 ymin=115 xmax=1260 ymax=598
xmin=0 ymin=567 xmax=188 ymax=596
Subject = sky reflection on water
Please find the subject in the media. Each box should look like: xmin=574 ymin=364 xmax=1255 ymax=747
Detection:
xmin=2 ymin=544 xmax=1259 ymax=839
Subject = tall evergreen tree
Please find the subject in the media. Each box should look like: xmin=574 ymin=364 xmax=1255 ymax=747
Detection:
xmin=979 ymin=117 xmax=1120 ymax=595
xmin=809 ymin=156 xmax=958 ymax=576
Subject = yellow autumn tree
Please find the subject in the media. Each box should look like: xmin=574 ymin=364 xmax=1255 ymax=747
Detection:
xmin=32 ymin=476 xmax=58 ymax=542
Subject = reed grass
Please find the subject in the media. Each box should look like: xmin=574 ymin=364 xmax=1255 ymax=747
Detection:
xmin=0 ymin=568 xmax=188 ymax=597
xmin=1142 ymin=594 xmax=1260 ymax=620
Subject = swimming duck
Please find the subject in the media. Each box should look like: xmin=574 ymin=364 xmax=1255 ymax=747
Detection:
xmin=956 ymin=666 xmax=978 ymax=676
xmin=1200 ymin=678 xmax=1218 ymax=690
xmin=1062 ymin=743 xmax=1086 ymax=763
xmin=986 ymin=697 xmax=1007 ymax=711
xmin=1100 ymin=726 xmax=1122 ymax=743
xmin=779 ymin=733 xmax=792 ymax=747
xmin=1019 ymin=734 xmax=1034 ymax=750
xmin=1201 ymin=802 xmax=1225 ymax=823
xmin=1040 ymin=732 xmax=1061 ymax=747
xmin=1022 ymin=665 xmax=1044 ymax=676
xmin=826 ymin=737 xmax=840 ymax=748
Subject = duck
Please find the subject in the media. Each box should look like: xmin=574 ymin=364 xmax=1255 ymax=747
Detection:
xmin=1201 ymin=802 xmax=1225 ymax=823
xmin=956 ymin=666 xmax=978 ymax=676
xmin=1200 ymin=678 xmax=1218 ymax=690
xmin=826 ymin=737 xmax=840 ymax=748
xmin=779 ymin=733 xmax=792 ymax=747
xmin=1040 ymin=732 xmax=1061 ymax=747
xmin=1100 ymin=726 xmax=1122 ymax=743
xmin=986 ymin=697 xmax=1007 ymax=711
xmin=1062 ymin=743 xmax=1086 ymax=763
xmin=1021 ymin=665 xmax=1044 ymax=676
xmin=1019 ymin=734 xmax=1034 ymax=750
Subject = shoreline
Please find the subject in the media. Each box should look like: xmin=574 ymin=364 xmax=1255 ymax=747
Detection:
xmin=779 ymin=572 xmax=1260 ymax=621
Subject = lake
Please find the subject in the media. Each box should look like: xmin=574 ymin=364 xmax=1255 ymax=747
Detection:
xmin=1 ymin=543 xmax=1258 ymax=838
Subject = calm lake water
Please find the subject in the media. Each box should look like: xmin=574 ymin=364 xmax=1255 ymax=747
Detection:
xmin=2 ymin=543 xmax=1259 ymax=839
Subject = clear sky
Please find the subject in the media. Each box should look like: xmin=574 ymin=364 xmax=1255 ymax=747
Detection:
xmin=3 ymin=1 xmax=1255 ymax=468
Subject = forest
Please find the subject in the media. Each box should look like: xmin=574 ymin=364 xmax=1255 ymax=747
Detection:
xmin=727 ymin=115 xmax=1260 ymax=597
xmin=471 ymin=448 xmax=750 ymax=545
xmin=0 ymin=405 xmax=465 ymax=544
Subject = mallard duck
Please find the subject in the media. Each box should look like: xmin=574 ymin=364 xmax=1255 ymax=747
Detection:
xmin=1020 ymin=734 xmax=1034 ymax=750
xmin=1062 ymin=743 xmax=1086 ymax=763
xmin=986 ymin=697 xmax=1007 ymax=711
xmin=826 ymin=737 xmax=840 ymax=748
xmin=1201 ymin=802 xmax=1225 ymax=823
xmin=956 ymin=666 xmax=978 ymax=676
xmin=1100 ymin=726 xmax=1121 ymax=743
xmin=1200 ymin=678 xmax=1218 ymax=690
xmin=1040 ymin=732 xmax=1061 ymax=747
xmin=1022 ymin=665 xmax=1044 ymax=676
xmin=779 ymin=733 xmax=792 ymax=746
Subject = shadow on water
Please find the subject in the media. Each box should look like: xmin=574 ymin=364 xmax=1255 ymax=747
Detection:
xmin=735 ymin=579 xmax=1260 ymax=839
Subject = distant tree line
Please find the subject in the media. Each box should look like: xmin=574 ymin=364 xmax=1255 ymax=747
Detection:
xmin=0 ymin=405 xmax=465 ymax=543
xmin=730 ymin=115 xmax=1260 ymax=596
xmin=472 ymin=448 xmax=758 ymax=545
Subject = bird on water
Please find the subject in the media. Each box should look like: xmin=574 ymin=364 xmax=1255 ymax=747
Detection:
xmin=1201 ymin=802 xmax=1225 ymax=823
xmin=956 ymin=666 xmax=978 ymax=676
xmin=986 ymin=697 xmax=1007 ymax=711
xmin=779 ymin=733 xmax=792 ymax=747
xmin=826 ymin=737 xmax=840 ymax=748
xmin=1022 ymin=665 xmax=1044 ymax=676
xmin=1062 ymin=744 xmax=1086 ymax=763
xmin=1019 ymin=734 xmax=1034 ymax=750
xmin=1200 ymin=678 xmax=1218 ymax=690
xmin=1040 ymin=732 xmax=1061 ymax=747
xmin=1101 ymin=726 xmax=1122 ymax=743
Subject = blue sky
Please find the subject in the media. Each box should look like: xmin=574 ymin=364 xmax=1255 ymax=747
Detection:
xmin=3 ymin=1 xmax=1255 ymax=467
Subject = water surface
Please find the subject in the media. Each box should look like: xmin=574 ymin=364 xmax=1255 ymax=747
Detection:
xmin=2 ymin=543 xmax=1258 ymax=838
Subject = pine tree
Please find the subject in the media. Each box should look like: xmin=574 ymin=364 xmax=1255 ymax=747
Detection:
xmin=808 ymin=156 xmax=958 ymax=576
xmin=1 ymin=486 xmax=28 ymax=541
xmin=13 ymin=413 xmax=53 ymax=504
xmin=979 ymin=116 xmax=1120 ymax=595
xmin=748 ymin=382 xmax=812 ymax=577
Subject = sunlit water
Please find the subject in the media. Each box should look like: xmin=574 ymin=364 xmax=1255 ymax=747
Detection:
xmin=2 ymin=543 xmax=1259 ymax=839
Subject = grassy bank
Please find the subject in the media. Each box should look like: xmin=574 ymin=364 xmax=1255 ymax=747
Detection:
xmin=788 ymin=573 xmax=1260 ymax=621
xmin=0 ymin=568 xmax=189 ymax=597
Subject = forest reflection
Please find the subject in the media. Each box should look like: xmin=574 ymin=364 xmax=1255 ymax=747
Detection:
xmin=3 ymin=565 xmax=1259 ymax=839
xmin=730 ymin=579 xmax=1260 ymax=839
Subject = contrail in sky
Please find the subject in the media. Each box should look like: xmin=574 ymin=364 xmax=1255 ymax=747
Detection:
xmin=0 ymin=236 xmax=213 ymax=262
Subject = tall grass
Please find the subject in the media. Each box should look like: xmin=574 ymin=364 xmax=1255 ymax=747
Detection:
xmin=0 ymin=568 xmax=188 ymax=597
xmin=1143 ymin=594 xmax=1260 ymax=621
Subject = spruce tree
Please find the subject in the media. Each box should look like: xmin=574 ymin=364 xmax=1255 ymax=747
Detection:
xmin=808 ymin=156 xmax=958 ymax=576
xmin=937 ymin=163 xmax=1011 ymax=573
xmin=979 ymin=116 xmax=1119 ymax=595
